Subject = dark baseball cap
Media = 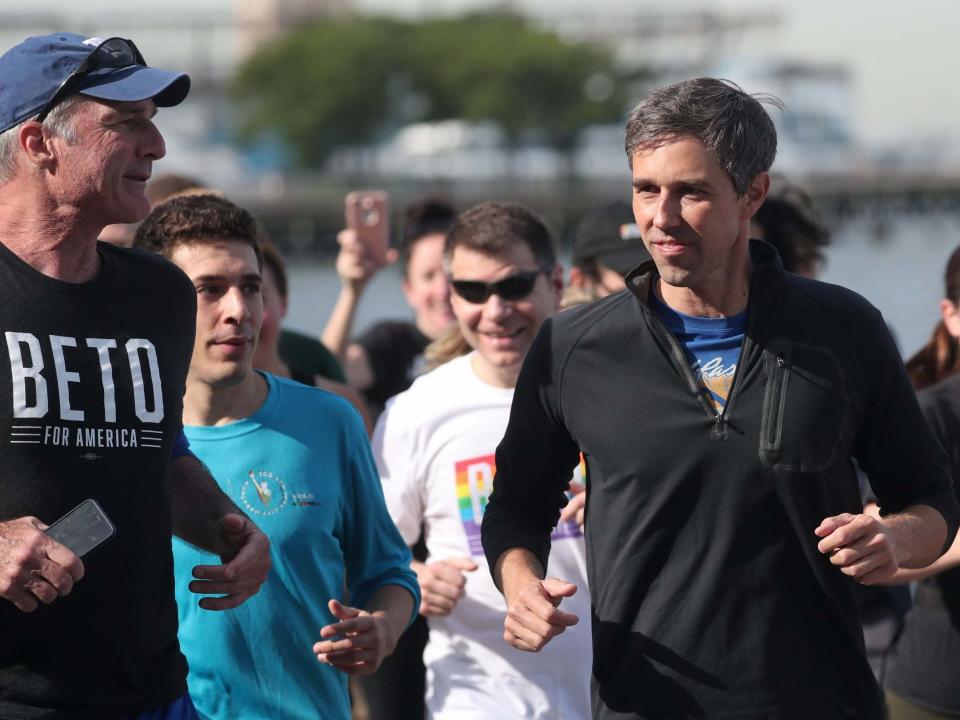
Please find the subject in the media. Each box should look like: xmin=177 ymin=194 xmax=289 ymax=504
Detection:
xmin=572 ymin=200 xmax=649 ymax=275
xmin=0 ymin=33 xmax=190 ymax=134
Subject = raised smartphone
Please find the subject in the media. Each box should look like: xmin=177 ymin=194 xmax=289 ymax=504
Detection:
xmin=45 ymin=498 xmax=115 ymax=557
xmin=345 ymin=190 xmax=390 ymax=264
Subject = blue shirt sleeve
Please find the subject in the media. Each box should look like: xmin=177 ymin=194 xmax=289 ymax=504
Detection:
xmin=341 ymin=410 xmax=420 ymax=625
xmin=171 ymin=428 xmax=194 ymax=460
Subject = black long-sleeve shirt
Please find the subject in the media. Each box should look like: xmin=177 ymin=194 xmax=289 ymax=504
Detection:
xmin=483 ymin=241 xmax=959 ymax=719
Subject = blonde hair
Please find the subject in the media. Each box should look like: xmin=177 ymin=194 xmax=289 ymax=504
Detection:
xmin=560 ymin=284 xmax=598 ymax=311
xmin=424 ymin=324 xmax=472 ymax=371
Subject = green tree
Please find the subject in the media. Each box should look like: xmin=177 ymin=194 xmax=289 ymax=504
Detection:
xmin=409 ymin=14 xmax=623 ymax=152
xmin=231 ymin=18 xmax=408 ymax=168
xmin=231 ymin=13 xmax=625 ymax=168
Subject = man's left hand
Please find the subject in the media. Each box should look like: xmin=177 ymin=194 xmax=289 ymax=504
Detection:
xmin=314 ymin=599 xmax=397 ymax=676
xmin=189 ymin=513 xmax=271 ymax=610
xmin=815 ymin=513 xmax=898 ymax=585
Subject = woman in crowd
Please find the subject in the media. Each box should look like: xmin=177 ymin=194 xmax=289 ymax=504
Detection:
xmin=322 ymin=196 xmax=457 ymax=419
xmin=905 ymin=248 xmax=960 ymax=388
xmin=883 ymin=245 xmax=960 ymax=718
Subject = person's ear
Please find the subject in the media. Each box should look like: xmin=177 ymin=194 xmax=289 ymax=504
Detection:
xmin=18 ymin=121 xmax=57 ymax=172
xmin=742 ymin=171 xmax=771 ymax=221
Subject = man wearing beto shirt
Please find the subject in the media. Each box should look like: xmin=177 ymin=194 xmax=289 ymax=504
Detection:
xmin=0 ymin=33 xmax=270 ymax=719
xmin=482 ymin=78 xmax=960 ymax=717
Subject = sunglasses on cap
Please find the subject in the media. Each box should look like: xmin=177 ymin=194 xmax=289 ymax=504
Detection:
xmin=450 ymin=261 xmax=554 ymax=304
xmin=36 ymin=37 xmax=146 ymax=123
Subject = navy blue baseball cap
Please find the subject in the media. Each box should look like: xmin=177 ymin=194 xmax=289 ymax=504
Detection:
xmin=0 ymin=32 xmax=190 ymax=133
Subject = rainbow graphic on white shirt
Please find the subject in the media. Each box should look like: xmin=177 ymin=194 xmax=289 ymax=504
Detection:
xmin=455 ymin=453 xmax=583 ymax=556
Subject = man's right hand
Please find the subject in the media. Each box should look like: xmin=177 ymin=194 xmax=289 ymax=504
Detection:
xmin=335 ymin=229 xmax=397 ymax=294
xmin=0 ymin=517 xmax=84 ymax=612
xmin=412 ymin=557 xmax=478 ymax=617
xmin=503 ymin=577 xmax=579 ymax=652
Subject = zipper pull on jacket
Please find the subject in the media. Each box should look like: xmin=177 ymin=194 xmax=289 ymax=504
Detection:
xmin=711 ymin=413 xmax=727 ymax=442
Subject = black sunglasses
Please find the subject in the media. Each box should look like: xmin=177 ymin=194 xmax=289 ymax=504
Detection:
xmin=36 ymin=37 xmax=146 ymax=123
xmin=450 ymin=261 xmax=554 ymax=304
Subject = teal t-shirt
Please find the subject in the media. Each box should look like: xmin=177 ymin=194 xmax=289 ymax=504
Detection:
xmin=649 ymin=294 xmax=746 ymax=413
xmin=173 ymin=373 xmax=418 ymax=720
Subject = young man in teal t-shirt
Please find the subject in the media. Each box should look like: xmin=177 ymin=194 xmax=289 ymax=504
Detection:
xmin=134 ymin=194 xmax=419 ymax=720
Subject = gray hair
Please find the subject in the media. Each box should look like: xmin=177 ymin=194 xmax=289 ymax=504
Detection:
xmin=624 ymin=78 xmax=783 ymax=194
xmin=0 ymin=95 xmax=84 ymax=184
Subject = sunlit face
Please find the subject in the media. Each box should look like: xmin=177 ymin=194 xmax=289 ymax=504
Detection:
xmin=170 ymin=240 xmax=263 ymax=389
xmin=631 ymin=136 xmax=766 ymax=298
xmin=403 ymin=233 xmax=454 ymax=340
xmin=50 ymin=98 xmax=165 ymax=227
xmin=449 ymin=242 xmax=562 ymax=386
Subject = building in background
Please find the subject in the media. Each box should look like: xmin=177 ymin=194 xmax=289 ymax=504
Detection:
xmin=236 ymin=0 xmax=351 ymax=57
xmin=695 ymin=61 xmax=861 ymax=178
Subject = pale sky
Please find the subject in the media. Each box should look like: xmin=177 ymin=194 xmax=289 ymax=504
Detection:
xmin=1 ymin=0 xmax=956 ymax=147
xmin=766 ymin=0 xmax=959 ymax=147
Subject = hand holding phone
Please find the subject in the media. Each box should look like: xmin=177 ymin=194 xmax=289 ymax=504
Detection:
xmin=345 ymin=190 xmax=390 ymax=265
xmin=45 ymin=498 xmax=115 ymax=558
xmin=0 ymin=510 xmax=89 ymax=612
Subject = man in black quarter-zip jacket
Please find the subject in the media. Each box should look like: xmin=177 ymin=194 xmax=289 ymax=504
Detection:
xmin=481 ymin=77 xmax=960 ymax=720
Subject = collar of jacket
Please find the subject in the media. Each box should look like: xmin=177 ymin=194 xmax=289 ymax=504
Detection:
xmin=622 ymin=238 xmax=785 ymax=309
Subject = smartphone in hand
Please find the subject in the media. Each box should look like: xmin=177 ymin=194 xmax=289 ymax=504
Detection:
xmin=345 ymin=190 xmax=390 ymax=264
xmin=45 ymin=499 xmax=115 ymax=558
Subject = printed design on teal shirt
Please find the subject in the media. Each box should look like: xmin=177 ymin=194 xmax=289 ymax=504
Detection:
xmin=238 ymin=469 xmax=322 ymax=516
xmin=456 ymin=452 xmax=583 ymax=556
xmin=241 ymin=469 xmax=288 ymax=516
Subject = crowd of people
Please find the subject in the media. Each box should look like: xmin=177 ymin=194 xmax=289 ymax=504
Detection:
xmin=0 ymin=29 xmax=959 ymax=720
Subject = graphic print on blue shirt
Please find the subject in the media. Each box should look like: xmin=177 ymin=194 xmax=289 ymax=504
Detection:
xmin=650 ymin=293 xmax=746 ymax=413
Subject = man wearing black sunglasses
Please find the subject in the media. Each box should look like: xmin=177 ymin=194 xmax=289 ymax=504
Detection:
xmin=0 ymin=33 xmax=270 ymax=720
xmin=373 ymin=202 xmax=592 ymax=717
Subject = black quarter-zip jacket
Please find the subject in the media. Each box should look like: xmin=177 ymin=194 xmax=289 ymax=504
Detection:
xmin=482 ymin=240 xmax=960 ymax=719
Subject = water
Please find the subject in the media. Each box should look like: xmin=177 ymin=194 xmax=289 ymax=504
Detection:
xmin=284 ymin=211 xmax=960 ymax=360
xmin=819 ymin=212 xmax=960 ymax=357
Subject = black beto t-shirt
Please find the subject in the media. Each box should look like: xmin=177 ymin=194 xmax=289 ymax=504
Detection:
xmin=0 ymin=241 xmax=195 ymax=719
